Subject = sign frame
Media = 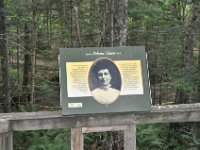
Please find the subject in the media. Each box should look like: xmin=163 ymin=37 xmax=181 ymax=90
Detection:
xmin=59 ymin=46 xmax=151 ymax=115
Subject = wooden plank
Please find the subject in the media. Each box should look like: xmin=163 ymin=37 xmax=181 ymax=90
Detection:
xmin=0 ymin=119 xmax=12 ymax=150
xmin=1 ymin=103 xmax=200 ymax=120
xmin=82 ymin=125 xmax=127 ymax=133
xmin=8 ymin=110 xmax=200 ymax=131
xmin=0 ymin=133 xmax=6 ymax=150
xmin=124 ymin=125 xmax=136 ymax=150
xmin=151 ymin=103 xmax=200 ymax=112
xmin=0 ymin=103 xmax=199 ymax=131
xmin=71 ymin=128 xmax=83 ymax=150
xmin=6 ymin=131 xmax=13 ymax=150
xmin=0 ymin=132 xmax=13 ymax=150
xmin=0 ymin=119 xmax=9 ymax=133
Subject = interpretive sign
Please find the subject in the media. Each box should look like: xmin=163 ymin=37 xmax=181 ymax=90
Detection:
xmin=59 ymin=46 xmax=151 ymax=115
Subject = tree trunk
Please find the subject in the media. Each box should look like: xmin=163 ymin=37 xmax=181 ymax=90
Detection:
xmin=74 ymin=5 xmax=82 ymax=47
xmin=56 ymin=0 xmax=72 ymax=47
xmin=16 ymin=18 xmax=21 ymax=106
xmin=0 ymin=0 xmax=10 ymax=112
xmin=194 ymin=42 xmax=200 ymax=141
xmin=113 ymin=0 xmax=128 ymax=46
xmin=88 ymin=0 xmax=99 ymax=47
xmin=30 ymin=1 xmax=38 ymax=108
xmin=103 ymin=0 xmax=128 ymax=47
xmin=103 ymin=0 xmax=128 ymax=149
xmin=104 ymin=0 xmax=114 ymax=47
xmin=183 ymin=1 xmax=200 ymax=83
xmin=176 ymin=1 xmax=200 ymax=146
xmin=198 ymin=43 xmax=200 ymax=100
xmin=113 ymin=1 xmax=128 ymax=149
xmin=22 ymin=24 xmax=32 ymax=105
xmin=177 ymin=1 xmax=200 ymax=104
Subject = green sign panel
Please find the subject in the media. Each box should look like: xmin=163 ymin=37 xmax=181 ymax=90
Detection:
xmin=59 ymin=46 xmax=151 ymax=115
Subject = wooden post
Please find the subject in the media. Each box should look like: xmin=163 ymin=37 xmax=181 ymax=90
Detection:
xmin=0 ymin=132 xmax=13 ymax=150
xmin=71 ymin=127 xmax=83 ymax=150
xmin=0 ymin=119 xmax=13 ymax=150
xmin=124 ymin=124 xmax=136 ymax=150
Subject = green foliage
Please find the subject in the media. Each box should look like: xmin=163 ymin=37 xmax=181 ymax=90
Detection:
xmin=137 ymin=124 xmax=168 ymax=150
xmin=18 ymin=104 xmax=37 ymax=112
xmin=35 ymin=71 xmax=58 ymax=97
xmin=9 ymin=68 xmax=23 ymax=81
xmin=84 ymin=132 xmax=109 ymax=149
xmin=12 ymin=124 xmax=197 ymax=150
xmin=14 ymin=129 xmax=70 ymax=150
xmin=36 ymin=81 xmax=55 ymax=97
xmin=137 ymin=124 xmax=193 ymax=150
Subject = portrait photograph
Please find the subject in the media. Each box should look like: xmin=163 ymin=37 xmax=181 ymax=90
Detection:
xmin=88 ymin=57 xmax=122 ymax=104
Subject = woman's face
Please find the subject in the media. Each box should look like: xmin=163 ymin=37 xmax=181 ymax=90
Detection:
xmin=97 ymin=69 xmax=112 ymax=87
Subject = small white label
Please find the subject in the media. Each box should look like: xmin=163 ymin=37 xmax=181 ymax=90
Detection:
xmin=68 ymin=103 xmax=83 ymax=108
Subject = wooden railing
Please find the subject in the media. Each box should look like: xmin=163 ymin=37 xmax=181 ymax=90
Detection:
xmin=0 ymin=103 xmax=200 ymax=150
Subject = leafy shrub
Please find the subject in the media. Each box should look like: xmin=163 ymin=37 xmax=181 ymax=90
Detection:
xmin=14 ymin=129 xmax=70 ymax=150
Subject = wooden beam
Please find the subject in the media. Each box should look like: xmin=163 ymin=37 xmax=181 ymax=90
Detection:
xmin=0 ymin=103 xmax=199 ymax=131
xmin=8 ymin=111 xmax=200 ymax=131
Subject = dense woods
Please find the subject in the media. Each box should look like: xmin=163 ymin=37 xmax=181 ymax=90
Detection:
xmin=0 ymin=0 xmax=200 ymax=149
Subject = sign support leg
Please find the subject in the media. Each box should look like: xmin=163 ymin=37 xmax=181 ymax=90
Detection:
xmin=71 ymin=127 xmax=83 ymax=150
xmin=0 ymin=120 xmax=12 ymax=150
xmin=124 ymin=124 xmax=136 ymax=150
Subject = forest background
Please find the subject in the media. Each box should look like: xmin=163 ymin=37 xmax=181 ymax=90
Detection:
xmin=0 ymin=0 xmax=200 ymax=149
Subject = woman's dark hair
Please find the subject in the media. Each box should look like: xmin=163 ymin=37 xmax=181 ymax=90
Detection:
xmin=88 ymin=57 xmax=121 ymax=91
xmin=93 ymin=59 xmax=113 ymax=78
